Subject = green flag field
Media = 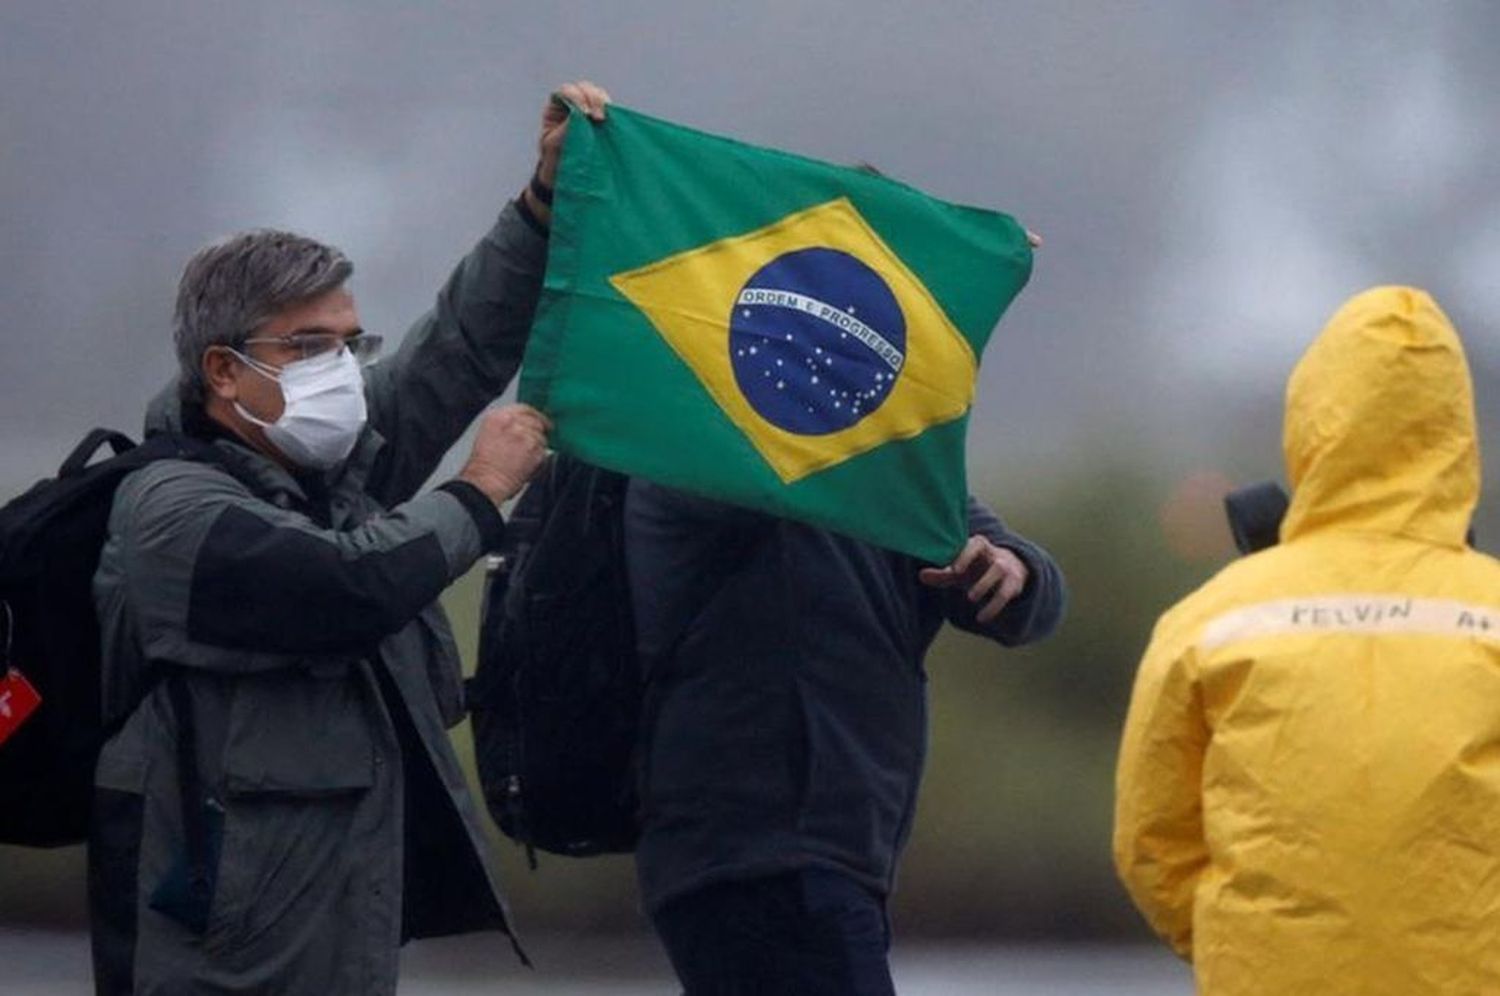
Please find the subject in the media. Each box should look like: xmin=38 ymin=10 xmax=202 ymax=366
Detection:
xmin=520 ymin=103 xmax=1032 ymax=563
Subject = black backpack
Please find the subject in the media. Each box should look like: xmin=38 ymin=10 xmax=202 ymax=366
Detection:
xmin=0 ymin=428 xmax=216 ymax=847
xmin=467 ymin=453 xmax=641 ymax=865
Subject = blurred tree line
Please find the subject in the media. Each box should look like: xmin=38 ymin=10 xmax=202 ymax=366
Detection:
xmin=2 ymin=454 xmax=1244 ymax=943
xmin=23 ymin=440 xmax=1498 ymax=941
xmin=442 ymin=455 xmax=1231 ymax=941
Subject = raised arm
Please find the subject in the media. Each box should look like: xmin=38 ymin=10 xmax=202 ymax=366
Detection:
xmin=360 ymin=202 xmax=547 ymax=504
xmin=361 ymin=81 xmax=611 ymax=505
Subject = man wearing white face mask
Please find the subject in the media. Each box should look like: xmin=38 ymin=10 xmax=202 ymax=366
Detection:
xmin=222 ymin=335 xmax=376 ymax=470
xmin=86 ymin=81 xmax=612 ymax=996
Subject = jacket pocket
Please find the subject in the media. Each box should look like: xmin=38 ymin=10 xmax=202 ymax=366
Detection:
xmin=204 ymin=789 xmax=366 ymax=967
xmin=205 ymin=668 xmax=378 ymax=966
xmin=219 ymin=666 xmax=377 ymax=797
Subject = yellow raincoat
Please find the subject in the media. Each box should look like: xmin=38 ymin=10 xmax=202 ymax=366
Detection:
xmin=1114 ymin=287 xmax=1500 ymax=995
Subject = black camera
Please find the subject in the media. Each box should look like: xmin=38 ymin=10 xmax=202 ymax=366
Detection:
xmin=1223 ymin=482 xmax=1290 ymax=555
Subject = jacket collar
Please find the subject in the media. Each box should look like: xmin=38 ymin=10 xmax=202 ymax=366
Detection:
xmin=143 ymin=379 xmax=386 ymax=508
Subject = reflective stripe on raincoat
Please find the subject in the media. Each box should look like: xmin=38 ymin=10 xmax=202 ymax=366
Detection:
xmin=1114 ymin=287 xmax=1500 ymax=995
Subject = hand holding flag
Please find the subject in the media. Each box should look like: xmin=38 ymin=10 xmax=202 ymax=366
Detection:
xmin=526 ymin=81 xmax=613 ymax=227
xmin=918 ymin=536 xmax=1029 ymax=624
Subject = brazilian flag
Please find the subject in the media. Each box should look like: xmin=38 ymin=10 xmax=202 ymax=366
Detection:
xmin=520 ymin=104 xmax=1033 ymax=564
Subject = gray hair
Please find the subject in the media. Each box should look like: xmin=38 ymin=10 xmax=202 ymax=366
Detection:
xmin=173 ymin=229 xmax=353 ymax=404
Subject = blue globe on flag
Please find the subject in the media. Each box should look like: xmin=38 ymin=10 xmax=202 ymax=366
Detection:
xmin=728 ymin=247 xmax=907 ymax=436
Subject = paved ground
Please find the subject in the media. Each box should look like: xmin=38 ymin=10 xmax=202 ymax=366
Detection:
xmin=2 ymin=927 xmax=1192 ymax=994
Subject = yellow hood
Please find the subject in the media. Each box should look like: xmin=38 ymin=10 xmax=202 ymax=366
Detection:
xmin=1281 ymin=286 xmax=1479 ymax=547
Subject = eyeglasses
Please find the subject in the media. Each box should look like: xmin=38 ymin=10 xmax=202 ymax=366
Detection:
xmin=240 ymin=331 xmax=385 ymax=366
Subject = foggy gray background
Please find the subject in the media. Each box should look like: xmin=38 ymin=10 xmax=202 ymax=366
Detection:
xmin=2 ymin=4 xmax=1497 ymax=987
xmin=4 ymin=1 xmax=1498 ymax=499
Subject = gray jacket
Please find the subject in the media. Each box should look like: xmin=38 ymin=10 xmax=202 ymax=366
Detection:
xmin=90 ymin=202 xmax=545 ymax=995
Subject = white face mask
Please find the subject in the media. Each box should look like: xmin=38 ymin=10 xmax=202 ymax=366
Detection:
xmin=230 ymin=346 xmax=368 ymax=470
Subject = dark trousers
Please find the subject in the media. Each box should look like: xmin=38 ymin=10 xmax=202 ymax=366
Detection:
xmin=651 ymin=868 xmax=896 ymax=996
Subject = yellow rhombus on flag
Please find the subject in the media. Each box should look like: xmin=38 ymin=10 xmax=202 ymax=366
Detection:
xmin=609 ymin=197 xmax=978 ymax=483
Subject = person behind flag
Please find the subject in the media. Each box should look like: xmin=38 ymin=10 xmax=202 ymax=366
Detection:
xmin=626 ymin=473 xmax=1065 ymax=990
xmin=515 ymin=100 xmax=1059 ymax=991
xmin=1114 ymin=287 xmax=1500 ymax=995
xmin=86 ymin=80 xmax=609 ymax=996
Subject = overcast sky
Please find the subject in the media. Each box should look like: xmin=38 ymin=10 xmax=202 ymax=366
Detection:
xmin=3 ymin=1 xmax=1497 ymax=497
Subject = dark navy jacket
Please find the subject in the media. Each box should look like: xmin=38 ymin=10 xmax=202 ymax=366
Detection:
xmin=625 ymin=481 xmax=1066 ymax=912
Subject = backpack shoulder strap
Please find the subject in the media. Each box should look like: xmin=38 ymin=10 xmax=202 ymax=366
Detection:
xmin=58 ymin=430 xmax=138 ymax=478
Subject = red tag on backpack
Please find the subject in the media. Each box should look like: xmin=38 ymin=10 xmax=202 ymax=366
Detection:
xmin=0 ymin=669 xmax=42 ymax=747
